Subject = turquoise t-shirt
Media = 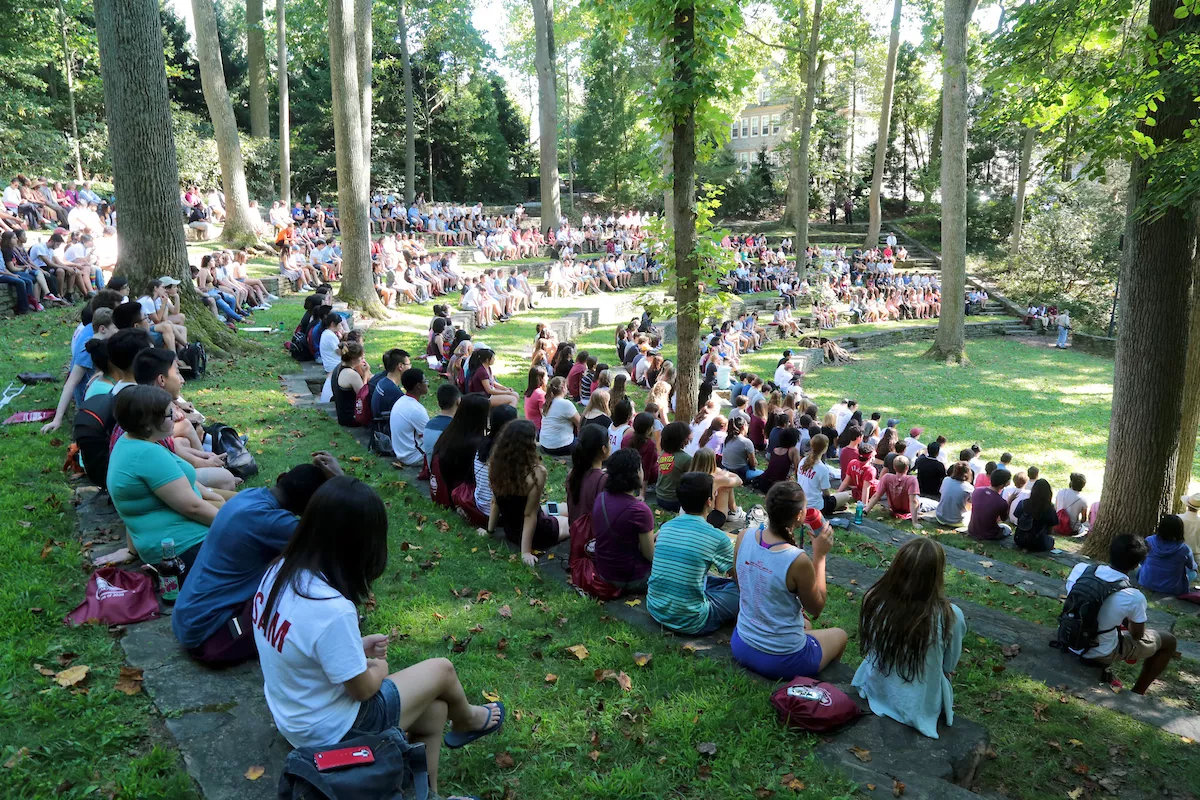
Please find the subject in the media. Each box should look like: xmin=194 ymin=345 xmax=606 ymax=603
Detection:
xmin=107 ymin=435 xmax=209 ymax=563
xmin=648 ymin=513 xmax=734 ymax=634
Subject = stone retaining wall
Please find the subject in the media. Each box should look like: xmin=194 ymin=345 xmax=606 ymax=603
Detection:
xmin=1071 ymin=332 xmax=1117 ymax=357
xmin=837 ymin=319 xmax=1009 ymax=352
xmin=0 ymin=283 xmax=17 ymax=318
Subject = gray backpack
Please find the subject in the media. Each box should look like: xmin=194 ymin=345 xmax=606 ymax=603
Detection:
xmin=277 ymin=728 xmax=429 ymax=800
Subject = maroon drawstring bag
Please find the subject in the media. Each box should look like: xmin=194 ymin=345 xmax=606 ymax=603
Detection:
xmin=65 ymin=567 xmax=160 ymax=627
xmin=770 ymin=676 xmax=861 ymax=732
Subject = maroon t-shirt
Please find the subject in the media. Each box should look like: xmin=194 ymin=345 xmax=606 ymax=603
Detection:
xmin=621 ymin=430 xmax=660 ymax=484
xmin=967 ymin=487 xmax=1009 ymax=540
xmin=566 ymin=362 xmax=587 ymax=399
xmin=592 ymin=491 xmax=655 ymax=584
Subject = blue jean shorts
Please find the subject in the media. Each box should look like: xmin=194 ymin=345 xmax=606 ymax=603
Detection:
xmin=342 ymin=678 xmax=402 ymax=740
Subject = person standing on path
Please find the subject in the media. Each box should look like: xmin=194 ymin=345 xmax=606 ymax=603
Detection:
xmin=1055 ymin=310 xmax=1072 ymax=349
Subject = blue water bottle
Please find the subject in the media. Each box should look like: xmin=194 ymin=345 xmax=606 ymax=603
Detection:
xmin=854 ymin=501 xmax=864 ymax=525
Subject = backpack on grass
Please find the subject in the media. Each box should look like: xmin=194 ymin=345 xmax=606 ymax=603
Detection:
xmin=208 ymin=423 xmax=259 ymax=480
xmin=177 ymin=342 xmax=207 ymax=380
xmin=1055 ymin=565 xmax=1129 ymax=653
xmin=277 ymin=727 xmax=430 ymax=800
xmin=770 ymin=676 xmax=861 ymax=733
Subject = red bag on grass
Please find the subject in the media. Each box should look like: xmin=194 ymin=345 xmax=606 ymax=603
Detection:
xmin=770 ymin=676 xmax=861 ymax=732
xmin=428 ymin=455 xmax=451 ymax=508
xmin=65 ymin=567 xmax=160 ymax=626
xmin=568 ymin=509 xmax=621 ymax=601
xmin=451 ymin=482 xmax=488 ymax=526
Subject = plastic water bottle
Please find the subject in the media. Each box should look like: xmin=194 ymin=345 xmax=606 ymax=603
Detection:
xmin=854 ymin=501 xmax=864 ymax=525
xmin=157 ymin=539 xmax=184 ymax=604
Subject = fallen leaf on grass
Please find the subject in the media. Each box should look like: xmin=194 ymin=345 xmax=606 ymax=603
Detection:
xmin=566 ymin=644 xmax=590 ymax=660
xmin=697 ymin=764 xmax=713 ymax=780
xmin=431 ymin=612 xmax=445 ymax=621
xmin=544 ymin=673 xmax=558 ymax=684
xmin=1067 ymin=788 xmax=1083 ymax=800
xmin=624 ymin=598 xmax=641 ymax=607
xmin=754 ymin=788 xmax=776 ymax=799
xmin=244 ymin=765 xmax=265 ymax=781
xmin=696 ymin=741 xmax=717 ymax=756
xmin=1071 ymin=764 xmax=1089 ymax=775
xmin=495 ymin=752 xmax=515 ymax=769
xmin=1033 ymin=703 xmax=1048 ymax=722
xmin=588 ymin=749 xmax=600 ymax=762
xmin=632 ymin=652 xmax=652 ymax=667
xmin=497 ymin=638 xmax=508 ymax=651
xmin=468 ymin=624 xmax=484 ymax=634
xmin=1067 ymin=738 xmax=1083 ymax=747
xmin=33 ymin=664 xmax=55 ymax=677
xmin=54 ymin=665 xmax=89 ymax=687
xmin=482 ymin=690 xmax=500 ymax=702
xmin=3 ymin=747 xmax=29 ymax=769
xmin=114 ymin=666 xmax=144 ymax=695
xmin=892 ymin=778 xmax=906 ymax=796
xmin=848 ymin=745 xmax=872 ymax=762
xmin=498 ymin=604 xmax=512 ymax=618
xmin=1001 ymin=643 xmax=1021 ymax=659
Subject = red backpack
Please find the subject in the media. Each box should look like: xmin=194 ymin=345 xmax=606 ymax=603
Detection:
xmin=770 ymin=676 xmax=861 ymax=732
xmin=428 ymin=454 xmax=452 ymax=508
xmin=569 ymin=495 xmax=622 ymax=601
xmin=354 ymin=383 xmax=373 ymax=426
xmin=1053 ymin=508 xmax=1073 ymax=536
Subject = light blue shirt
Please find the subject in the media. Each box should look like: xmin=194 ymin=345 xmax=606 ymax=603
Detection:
xmin=852 ymin=604 xmax=966 ymax=739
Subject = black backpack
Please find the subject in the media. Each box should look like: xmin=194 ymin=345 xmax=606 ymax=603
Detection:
xmin=287 ymin=320 xmax=315 ymax=361
xmin=1056 ymin=565 xmax=1130 ymax=652
xmin=178 ymin=342 xmax=207 ymax=379
xmin=72 ymin=392 xmax=118 ymax=490
xmin=277 ymin=727 xmax=429 ymax=800
xmin=208 ymin=423 xmax=259 ymax=480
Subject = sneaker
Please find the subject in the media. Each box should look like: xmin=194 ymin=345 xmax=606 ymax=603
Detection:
xmin=267 ymin=293 xmax=281 ymax=301
xmin=29 ymin=303 xmax=42 ymax=312
xmin=44 ymin=293 xmax=60 ymax=303
xmin=727 ymin=508 xmax=748 ymax=523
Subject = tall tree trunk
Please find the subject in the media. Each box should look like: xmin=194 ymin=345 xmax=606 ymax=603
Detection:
xmin=866 ymin=0 xmax=902 ymax=249
xmin=564 ymin=53 xmax=574 ymax=217
xmin=355 ymin=0 xmax=372 ymax=171
xmin=925 ymin=88 xmax=943 ymax=211
xmin=277 ymin=0 xmax=291 ymax=206
xmin=847 ymin=45 xmax=857 ymax=183
xmin=1174 ymin=234 xmax=1200 ymax=511
xmin=56 ymin=0 xmax=84 ymax=182
xmin=94 ymin=0 xmax=239 ymax=351
xmin=328 ymin=0 xmax=385 ymax=315
xmin=794 ymin=0 xmax=823 ymax=256
xmin=671 ymin=3 xmax=698 ymax=423
xmin=1010 ymin=126 xmax=1035 ymax=254
xmin=246 ymin=0 xmax=270 ymax=138
xmin=925 ymin=0 xmax=969 ymax=363
xmin=191 ymin=0 xmax=258 ymax=244
xmin=1084 ymin=0 xmax=1199 ymax=557
xmin=662 ymin=127 xmax=674 ymax=228
xmin=399 ymin=0 xmax=416 ymax=204
xmin=531 ymin=0 xmax=561 ymax=229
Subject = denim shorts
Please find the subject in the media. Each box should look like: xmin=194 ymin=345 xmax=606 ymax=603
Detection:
xmin=342 ymin=678 xmax=402 ymax=740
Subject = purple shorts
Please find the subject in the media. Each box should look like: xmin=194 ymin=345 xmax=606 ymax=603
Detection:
xmin=730 ymin=627 xmax=823 ymax=680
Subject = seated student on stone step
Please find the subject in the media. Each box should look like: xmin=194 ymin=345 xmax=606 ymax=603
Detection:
xmin=837 ymin=441 xmax=878 ymax=503
xmin=1012 ymin=478 xmax=1059 ymax=552
xmin=254 ymin=476 xmax=501 ymax=800
xmin=432 ymin=394 xmax=489 ymax=493
xmin=913 ymin=443 xmax=948 ymax=498
xmin=798 ymin=434 xmax=851 ymax=516
xmin=173 ymin=453 xmax=341 ymax=664
xmin=853 ymin=537 xmax=966 ymax=739
xmin=485 ymin=420 xmax=569 ymax=566
xmin=648 ymin=473 xmax=740 ymax=634
xmin=731 ymin=481 xmax=846 ymax=680
xmin=967 ymin=469 xmax=1012 ymax=541
xmin=1064 ymin=534 xmax=1178 ymax=694
xmin=1055 ymin=473 xmax=1090 ymax=534
xmin=1138 ymin=515 xmax=1198 ymax=596
xmin=863 ymin=455 xmax=935 ymax=528
xmin=590 ymin=447 xmax=655 ymax=595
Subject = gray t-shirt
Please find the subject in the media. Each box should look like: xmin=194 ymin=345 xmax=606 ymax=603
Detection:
xmin=936 ymin=477 xmax=971 ymax=524
xmin=722 ymin=435 xmax=755 ymax=471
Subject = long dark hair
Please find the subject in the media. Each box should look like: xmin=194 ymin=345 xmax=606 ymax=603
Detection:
xmin=433 ymin=393 xmax=489 ymax=458
xmin=874 ymin=428 xmax=897 ymax=462
xmin=489 ymin=420 xmax=541 ymax=497
xmin=1026 ymin=478 xmax=1053 ymax=517
xmin=629 ymin=412 xmax=655 ymax=449
xmin=765 ymin=481 xmax=807 ymax=546
xmin=858 ymin=538 xmax=953 ymax=682
xmin=260 ymin=477 xmax=388 ymax=625
xmin=568 ymin=425 xmax=609 ymax=504
xmin=524 ymin=365 xmax=547 ymax=398
xmin=478 ymin=405 xmax=517 ymax=464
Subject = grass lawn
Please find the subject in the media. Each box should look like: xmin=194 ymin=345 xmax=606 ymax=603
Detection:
xmin=2 ymin=289 xmax=1197 ymax=800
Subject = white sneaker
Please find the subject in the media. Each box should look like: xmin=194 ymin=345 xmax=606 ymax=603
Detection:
xmin=267 ymin=293 xmax=281 ymax=301
xmin=727 ymin=508 xmax=748 ymax=523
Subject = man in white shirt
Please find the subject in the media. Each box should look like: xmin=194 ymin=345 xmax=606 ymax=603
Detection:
xmin=390 ymin=368 xmax=430 ymax=467
xmin=886 ymin=232 xmax=898 ymax=249
xmin=1180 ymin=493 xmax=1200 ymax=554
xmin=773 ymin=355 xmax=794 ymax=388
xmin=1063 ymin=535 xmax=1175 ymax=694
xmin=902 ymin=426 xmax=925 ymax=461
xmin=833 ymin=399 xmax=856 ymax=434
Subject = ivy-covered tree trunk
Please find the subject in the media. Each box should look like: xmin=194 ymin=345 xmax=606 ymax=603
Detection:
xmin=865 ymin=0 xmax=901 ymax=249
xmin=328 ymin=0 xmax=385 ymax=316
xmin=94 ymin=0 xmax=240 ymax=354
xmin=1174 ymin=237 xmax=1200 ymax=512
xmin=399 ymin=0 xmax=416 ymax=204
xmin=278 ymin=0 xmax=291 ymax=206
xmin=1010 ymin=126 xmax=1035 ymax=254
xmin=1084 ymin=0 xmax=1199 ymax=558
xmin=671 ymin=3 xmax=699 ymax=423
xmin=531 ymin=0 xmax=561 ymax=229
xmin=191 ymin=0 xmax=258 ymax=245
xmin=246 ymin=0 xmax=269 ymax=139
xmin=793 ymin=0 xmax=823 ymax=257
xmin=926 ymin=0 xmax=969 ymax=363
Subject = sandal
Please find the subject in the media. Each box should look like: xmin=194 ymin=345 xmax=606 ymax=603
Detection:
xmin=443 ymin=701 xmax=505 ymax=749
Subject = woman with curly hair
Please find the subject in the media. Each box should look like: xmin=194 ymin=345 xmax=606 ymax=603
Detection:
xmin=852 ymin=538 xmax=966 ymax=738
xmin=486 ymin=420 xmax=569 ymax=565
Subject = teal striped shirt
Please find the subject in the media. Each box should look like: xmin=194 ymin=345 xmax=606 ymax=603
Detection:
xmin=648 ymin=513 xmax=734 ymax=633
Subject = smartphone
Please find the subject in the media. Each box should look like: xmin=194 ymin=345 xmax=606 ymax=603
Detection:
xmin=314 ymin=745 xmax=375 ymax=772
xmin=544 ymin=501 xmax=561 ymax=516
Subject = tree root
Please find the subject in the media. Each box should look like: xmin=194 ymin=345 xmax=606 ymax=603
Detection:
xmin=823 ymin=341 xmax=858 ymax=364
xmin=922 ymin=343 xmax=971 ymax=365
xmin=181 ymin=294 xmax=257 ymax=357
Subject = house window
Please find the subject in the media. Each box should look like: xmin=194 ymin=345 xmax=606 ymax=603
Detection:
xmin=741 ymin=119 xmax=749 ymax=137
xmin=732 ymin=122 xmax=739 ymax=139
xmin=751 ymin=118 xmax=759 ymax=137
xmin=771 ymin=114 xmax=780 ymax=134
xmin=761 ymin=115 xmax=769 ymax=136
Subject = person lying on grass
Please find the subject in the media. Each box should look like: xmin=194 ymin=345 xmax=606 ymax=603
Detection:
xmin=485 ymin=420 xmax=570 ymax=566
xmin=253 ymin=476 xmax=500 ymax=800
xmin=731 ymin=480 xmax=847 ymax=680
xmin=853 ymin=537 xmax=966 ymax=739
xmin=172 ymin=453 xmax=342 ymax=665
xmin=1064 ymin=534 xmax=1178 ymax=694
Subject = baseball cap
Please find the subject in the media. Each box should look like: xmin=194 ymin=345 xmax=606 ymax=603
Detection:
xmin=158 ymin=276 xmax=181 ymax=287
xmin=887 ymin=418 xmax=899 ymax=428
xmin=910 ymin=427 xmax=923 ymax=437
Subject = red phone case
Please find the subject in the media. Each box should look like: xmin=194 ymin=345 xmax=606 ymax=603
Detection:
xmin=314 ymin=745 xmax=375 ymax=771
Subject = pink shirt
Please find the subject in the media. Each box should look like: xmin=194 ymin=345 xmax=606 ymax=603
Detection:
xmin=524 ymin=387 xmax=546 ymax=431
xmin=974 ymin=472 xmax=991 ymax=489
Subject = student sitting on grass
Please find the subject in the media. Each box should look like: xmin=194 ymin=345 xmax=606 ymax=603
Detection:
xmin=853 ymin=538 xmax=966 ymax=739
xmin=731 ymin=481 xmax=846 ymax=679
xmin=592 ymin=447 xmax=656 ymax=596
xmin=622 ymin=412 xmax=661 ymax=487
xmin=721 ymin=416 xmax=763 ymax=484
xmin=581 ymin=388 xmax=613 ymax=430
xmin=837 ymin=441 xmax=878 ymax=502
xmin=390 ymin=369 xmax=430 ymax=468
xmin=863 ymin=455 xmax=933 ymax=528
xmin=432 ymin=394 xmax=490 ymax=493
xmin=486 ymin=420 xmax=569 ymax=566
xmin=1063 ymin=534 xmax=1178 ymax=694
xmin=1013 ymin=478 xmax=1059 ymax=552
xmin=467 ymin=348 xmax=520 ymax=409
xmin=647 ymin=473 xmax=740 ymax=634
xmin=540 ymin=376 xmax=581 ymax=456
xmin=253 ymin=477 xmax=501 ymax=800
xmin=566 ymin=425 xmax=610 ymax=533
xmin=173 ymin=454 xmax=341 ymax=664
xmin=1138 ymin=515 xmax=1198 ymax=596
xmin=1055 ymin=473 xmax=1090 ymax=534
xmin=914 ymin=443 xmax=947 ymax=498
xmin=967 ymin=468 xmax=1012 ymax=541
xmin=687 ymin=448 xmax=746 ymax=526
xmin=755 ymin=427 xmax=802 ymax=492
xmin=473 ymin=405 xmax=517 ymax=523
xmin=798 ymin=434 xmax=851 ymax=516
xmin=934 ymin=462 xmax=973 ymax=528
